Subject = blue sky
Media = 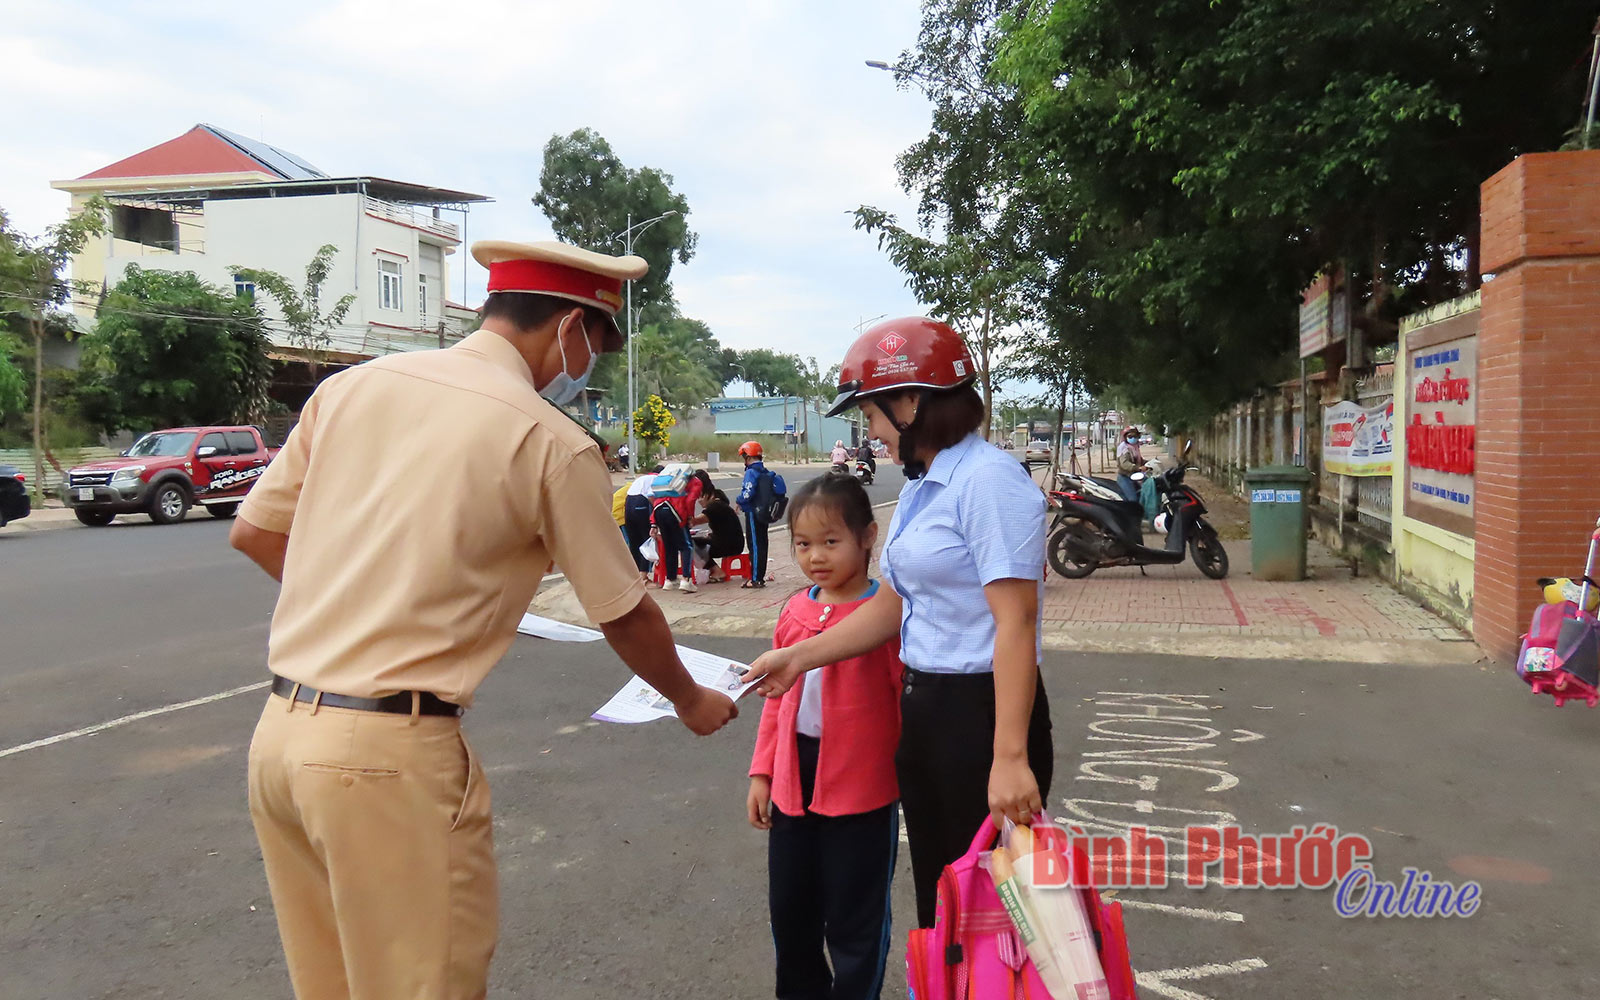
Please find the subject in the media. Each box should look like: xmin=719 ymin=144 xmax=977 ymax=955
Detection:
xmin=0 ymin=0 xmax=937 ymax=373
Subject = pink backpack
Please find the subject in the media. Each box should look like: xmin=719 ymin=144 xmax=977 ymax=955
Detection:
xmin=1517 ymin=601 xmax=1600 ymax=706
xmin=906 ymin=818 xmax=1139 ymax=1000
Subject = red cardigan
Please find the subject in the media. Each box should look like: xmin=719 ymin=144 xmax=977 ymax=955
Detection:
xmin=749 ymin=587 xmax=903 ymax=817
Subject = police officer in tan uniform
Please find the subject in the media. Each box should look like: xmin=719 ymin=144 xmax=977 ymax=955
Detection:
xmin=229 ymin=240 xmax=738 ymax=1000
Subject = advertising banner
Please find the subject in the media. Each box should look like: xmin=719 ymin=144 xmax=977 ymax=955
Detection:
xmin=1322 ymin=399 xmax=1394 ymax=477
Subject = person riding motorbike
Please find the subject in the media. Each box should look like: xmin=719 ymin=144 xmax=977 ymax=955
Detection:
xmin=1115 ymin=425 xmax=1144 ymax=502
xmin=830 ymin=440 xmax=850 ymax=471
xmin=855 ymin=439 xmax=876 ymax=478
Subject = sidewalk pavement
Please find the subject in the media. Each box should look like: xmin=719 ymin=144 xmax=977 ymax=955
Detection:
xmin=2 ymin=504 xmax=79 ymax=533
xmin=529 ymin=496 xmax=1484 ymax=667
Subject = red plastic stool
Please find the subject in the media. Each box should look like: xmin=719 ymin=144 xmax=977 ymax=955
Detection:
xmin=720 ymin=554 xmax=753 ymax=582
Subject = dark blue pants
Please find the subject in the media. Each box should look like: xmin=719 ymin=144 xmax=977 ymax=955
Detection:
xmin=769 ymin=735 xmax=898 ymax=1000
xmin=746 ymin=511 xmax=770 ymax=582
xmin=1117 ymin=474 xmax=1139 ymax=502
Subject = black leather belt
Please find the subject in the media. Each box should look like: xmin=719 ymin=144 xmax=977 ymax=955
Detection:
xmin=271 ymin=674 xmax=462 ymax=717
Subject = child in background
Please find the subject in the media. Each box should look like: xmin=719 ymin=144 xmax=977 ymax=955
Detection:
xmin=651 ymin=466 xmax=704 ymax=593
xmin=748 ymin=474 xmax=902 ymax=1000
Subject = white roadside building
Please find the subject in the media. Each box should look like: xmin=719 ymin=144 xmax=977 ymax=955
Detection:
xmin=52 ymin=124 xmax=489 ymax=376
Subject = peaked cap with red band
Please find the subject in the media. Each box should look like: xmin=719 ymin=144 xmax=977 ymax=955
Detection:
xmin=471 ymin=240 xmax=648 ymax=351
xmin=826 ymin=316 xmax=976 ymax=416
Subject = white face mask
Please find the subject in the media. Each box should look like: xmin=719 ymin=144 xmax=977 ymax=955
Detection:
xmin=538 ymin=313 xmax=598 ymax=406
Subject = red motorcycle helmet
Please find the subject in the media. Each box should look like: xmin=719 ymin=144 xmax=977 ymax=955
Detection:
xmin=826 ymin=317 xmax=976 ymax=417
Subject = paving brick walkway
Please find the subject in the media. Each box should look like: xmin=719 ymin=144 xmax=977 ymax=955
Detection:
xmin=1038 ymin=539 xmax=1463 ymax=642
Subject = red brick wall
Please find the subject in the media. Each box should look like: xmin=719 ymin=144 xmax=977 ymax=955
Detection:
xmin=1475 ymin=151 xmax=1600 ymax=661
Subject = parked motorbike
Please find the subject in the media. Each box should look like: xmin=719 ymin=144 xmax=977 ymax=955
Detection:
xmin=1046 ymin=444 xmax=1229 ymax=580
xmin=855 ymin=459 xmax=875 ymax=485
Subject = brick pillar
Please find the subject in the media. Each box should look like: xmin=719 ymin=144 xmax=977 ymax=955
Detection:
xmin=1475 ymin=151 xmax=1600 ymax=661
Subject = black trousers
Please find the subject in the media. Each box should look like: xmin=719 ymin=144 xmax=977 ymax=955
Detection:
xmin=623 ymin=495 xmax=652 ymax=572
xmin=746 ymin=512 xmax=771 ymax=582
xmin=894 ymin=668 xmax=1053 ymax=928
xmin=769 ymin=735 xmax=898 ymax=1000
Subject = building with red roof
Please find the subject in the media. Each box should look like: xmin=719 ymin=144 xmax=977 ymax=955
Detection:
xmin=52 ymin=125 xmax=489 ymax=394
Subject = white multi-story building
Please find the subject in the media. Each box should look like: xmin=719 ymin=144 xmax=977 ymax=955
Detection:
xmin=52 ymin=124 xmax=489 ymax=363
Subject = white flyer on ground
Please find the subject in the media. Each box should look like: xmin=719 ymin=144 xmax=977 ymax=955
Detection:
xmin=592 ymin=645 xmax=759 ymax=724
xmin=517 ymin=613 xmax=604 ymax=643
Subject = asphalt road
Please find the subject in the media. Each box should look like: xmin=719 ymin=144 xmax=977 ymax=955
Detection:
xmin=2 ymin=522 xmax=1595 ymax=999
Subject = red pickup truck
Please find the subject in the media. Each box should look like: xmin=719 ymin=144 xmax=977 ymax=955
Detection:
xmin=63 ymin=425 xmax=280 ymax=526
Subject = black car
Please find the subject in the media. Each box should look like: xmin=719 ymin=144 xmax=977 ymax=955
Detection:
xmin=0 ymin=464 xmax=30 ymax=528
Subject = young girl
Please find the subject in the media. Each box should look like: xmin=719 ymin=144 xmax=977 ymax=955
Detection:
xmin=748 ymin=474 xmax=903 ymax=1000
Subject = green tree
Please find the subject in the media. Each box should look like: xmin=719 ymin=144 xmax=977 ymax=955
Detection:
xmin=734 ymin=348 xmax=808 ymax=397
xmin=879 ymin=0 xmax=1597 ymax=427
xmin=0 ymin=201 xmax=108 ymax=491
xmin=852 ymin=208 xmax=1040 ymax=438
xmin=232 ymin=243 xmax=356 ymax=388
xmin=588 ymin=309 xmax=732 ymax=411
xmin=856 ymin=0 xmax=1042 ymax=438
xmin=82 ymin=266 xmax=274 ymax=430
xmin=532 ymin=128 xmax=697 ymax=314
xmin=0 ymin=330 xmax=25 ymax=421
xmin=991 ymin=0 xmax=1599 ymax=424
xmin=629 ymin=315 xmax=725 ymax=411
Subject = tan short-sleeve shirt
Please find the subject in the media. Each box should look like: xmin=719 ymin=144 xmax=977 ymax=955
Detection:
xmin=240 ymin=329 xmax=645 ymax=706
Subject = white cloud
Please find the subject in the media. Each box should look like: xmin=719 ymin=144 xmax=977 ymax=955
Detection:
xmin=0 ymin=0 xmax=940 ymax=367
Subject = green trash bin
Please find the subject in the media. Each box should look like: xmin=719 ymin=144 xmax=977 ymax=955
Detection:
xmin=1244 ymin=466 xmax=1313 ymax=581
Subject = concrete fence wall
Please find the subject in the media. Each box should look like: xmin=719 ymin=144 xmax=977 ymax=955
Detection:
xmin=1190 ymin=368 xmax=1395 ymax=568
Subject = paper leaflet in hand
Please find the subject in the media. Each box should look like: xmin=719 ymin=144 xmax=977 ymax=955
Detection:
xmin=517 ymin=613 xmax=604 ymax=642
xmin=591 ymin=644 xmax=758 ymax=724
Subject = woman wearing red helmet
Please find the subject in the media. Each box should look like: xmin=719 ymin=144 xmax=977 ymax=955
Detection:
xmin=744 ymin=316 xmax=1053 ymax=928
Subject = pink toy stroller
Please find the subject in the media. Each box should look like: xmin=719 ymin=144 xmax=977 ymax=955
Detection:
xmin=1516 ymin=517 xmax=1600 ymax=707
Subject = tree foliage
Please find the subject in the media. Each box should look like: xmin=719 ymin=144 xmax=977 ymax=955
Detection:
xmin=884 ymin=0 xmax=1598 ymax=428
xmin=81 ymin=266 xmax=274 ymax=430
xmin=858 ymin=0 xmax=1041 ymax=435
xmin=232 ymin=243 xmax=356 ymax=386
xmin=0 ymin=330 xmax=26 ymax=420
xmin=0 ymin=200 xmax=108 ymax=488
xmin=533 ymin=128 xmax=698 ymax=314
xmin=733 ymin=348 xmax=809 ymax=397
xmin=586 ymin=308 xmax=737 ymax=413
xmin=853 ymin=207 xmax=1040 ymax=434
xmin=628 ymin=315 xmax=726 ymax=411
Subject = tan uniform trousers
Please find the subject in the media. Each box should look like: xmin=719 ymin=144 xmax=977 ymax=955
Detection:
xmin=248 ymin=693 xmax=497 ymax=1000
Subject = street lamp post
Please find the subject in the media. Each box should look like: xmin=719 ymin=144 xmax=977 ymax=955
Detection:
xmin=609 ymin=210 xmax=678 ymax=467
xmin=864 ymin=58 xmax=987 ymax=99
